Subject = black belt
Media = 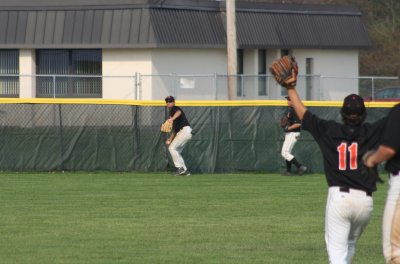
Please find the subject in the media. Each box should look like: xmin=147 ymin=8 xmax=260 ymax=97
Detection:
xmin=391 ymin=171 xmax=400 ymax=177
xmin=339 ymin=187 xmax=372 ymax=197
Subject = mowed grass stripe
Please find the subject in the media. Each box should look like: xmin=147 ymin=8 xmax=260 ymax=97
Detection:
xmin=0 ymin=173 xmax=387 ymax=264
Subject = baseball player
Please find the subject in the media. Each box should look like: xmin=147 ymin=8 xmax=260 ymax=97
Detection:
xmin=287 ymin=88 xmax=386 ymax=264
xmin=164 ymin=96 xmax=192 ymax=176
xmin=281 ymin=96 xmax=307 ymax=176
xmin=364 ymin=103 xmax=400 ymax=264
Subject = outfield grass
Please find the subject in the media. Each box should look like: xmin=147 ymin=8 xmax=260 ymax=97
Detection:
xmin=0 ymin=172 xmax=388 ymax=264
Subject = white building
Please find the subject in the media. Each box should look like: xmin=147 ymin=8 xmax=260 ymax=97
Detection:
xmin=0 ymin=0 xmax=371 ymax=100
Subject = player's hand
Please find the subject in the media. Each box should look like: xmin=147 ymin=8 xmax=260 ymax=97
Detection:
xmin=362 ymin=150 xmax=376 ymax=168
xmin=166 ymin=139 xmax=171 ymax=145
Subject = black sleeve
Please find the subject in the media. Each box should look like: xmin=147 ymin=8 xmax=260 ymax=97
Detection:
xmin=381 ymin=104 xmax=400 ymax=151
xmin=301 ymin=110 xmax=326 ymax=138
xmin=170 ymin=106 xmax=180 ymax=117
xmin=291 ymin=109 xmax=301 ymax=125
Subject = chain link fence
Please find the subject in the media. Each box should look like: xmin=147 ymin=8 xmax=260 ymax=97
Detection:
xmin=0 ymin=102 xmax=390 ymax=172
xmin=1 ymin=74 xmax=399 ymax=100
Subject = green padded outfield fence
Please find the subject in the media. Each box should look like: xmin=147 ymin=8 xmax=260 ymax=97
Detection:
xmin=0 ymin=99 xmax=394 ymax=173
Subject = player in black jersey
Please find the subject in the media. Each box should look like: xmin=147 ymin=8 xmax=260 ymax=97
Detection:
xmin=165 ymin=96 xmax=192 ymax=176
xmin=286 ymin=87 xmax=386 ymax=264
xmin=281 ymin=96 xmax=307 ymax=176
xmin=364 ymin=103 xmax=400 ymax=264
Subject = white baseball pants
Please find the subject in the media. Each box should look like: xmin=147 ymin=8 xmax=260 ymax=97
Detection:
xmin=325 ymin=187 xmax=373 ymax=264
xmin=281 ymin=132 xmax=300 ymax=161
xmin=382 ymin=174 xmax=400 ymax=264
xmin=168 ymin=126 xmax=192 ymax=170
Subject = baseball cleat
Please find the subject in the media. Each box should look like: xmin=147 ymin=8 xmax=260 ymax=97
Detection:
xmin=180 ymin=170 xmax=191 ymax=176
xmin=298 ymin=165 xmax=307 ymax=175
xmin=173 ymin=167 xmax=185 ymax=176
xmin=282 ymin=171 xmax=292 ymax=176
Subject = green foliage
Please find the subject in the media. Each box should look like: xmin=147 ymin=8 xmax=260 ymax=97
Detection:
xmin=357 ymin=0 xmax=400 ymax=76
xmin=0 ymin=172 xmax=387 ymax=263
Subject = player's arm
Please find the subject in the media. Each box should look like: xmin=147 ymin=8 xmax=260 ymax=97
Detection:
xmin=365 ymin=104 xmax=400 ymax=168
xmin=166 ymin=131 xmax=176 ymax=145
xmin=169 ymin=110 xmax=182 ymax=122
xmin=287 ymin=87 xmax=307 ymax=121
xmin=364 ymin=145 xmax=396 ymax=168
xmin=287 ymin=123 xmax=301 ymax=131
xmin=269 ymin=56 xmax=306 ymax=121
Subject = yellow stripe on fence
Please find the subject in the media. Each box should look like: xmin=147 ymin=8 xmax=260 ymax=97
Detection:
xmin=0 ymin=98 xmax=397 ymax=108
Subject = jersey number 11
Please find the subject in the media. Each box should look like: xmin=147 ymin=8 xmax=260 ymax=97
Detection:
xmin=337 ymin=142 xmax=358 ymax=170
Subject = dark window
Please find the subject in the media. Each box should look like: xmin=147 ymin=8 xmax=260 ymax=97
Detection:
xmin=36 ymin=49 xmax=102 ymax=98
xmin=0 ymin=50 xmax=19 ymax=97
xmin=281 ymin=49 xmax=289 ymax=57
xmin=258 ymin=49 xmax=267 ymax=96
xmin=237 ymin=49 xmax=244 ymax=96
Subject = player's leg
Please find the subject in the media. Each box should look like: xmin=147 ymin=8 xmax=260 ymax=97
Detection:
xmin=281 ymin=132 xmax=296 ymax=161
xmin=281 ymin=132 xmax=305 ymax=175
xmin=168 ymin=127 xmax=192 ymax=172
xmin=382 ymin=175 xmax=400 ymax=264
xmin=281 ymin=132 xmax=297 ymax=174
xmin=346 ymin=192 xmax=373 ymax=263
xmin=325 ymin=187 xmax=352 ymax=264
xmin=168 ymin=131 xmax=185 ymax=170
xmin=285 ymin=160 xmax=292 ymax=174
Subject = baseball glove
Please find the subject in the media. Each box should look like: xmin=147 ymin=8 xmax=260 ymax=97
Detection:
xmin=280 ymin=116 xmax=289 ymax=129
xmin=269 ymin=56 xmax=298 ymax=88
xmin=160 ymin=120 xmax=173 ymax=133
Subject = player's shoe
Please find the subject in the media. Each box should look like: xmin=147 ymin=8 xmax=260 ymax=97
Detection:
xmin=298 ymin=166 xmax=307 ymax=175
xmin=173 ymin=167 xmax=185 ymax=176
xmin=180 ymin=170 xmax=191 ymax=176
xmin=282 ymin=171 xmax=292 ymax=176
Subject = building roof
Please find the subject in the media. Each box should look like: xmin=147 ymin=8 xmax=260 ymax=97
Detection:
xmin=0 ymin=0 xmax=372 ymax=49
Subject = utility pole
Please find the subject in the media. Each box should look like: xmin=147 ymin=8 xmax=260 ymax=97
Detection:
xmin=226 ymin=0 xmax=237 ymax=100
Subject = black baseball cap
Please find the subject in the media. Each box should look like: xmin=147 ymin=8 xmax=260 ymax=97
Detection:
xmin=165 ymin=96 xmax=175 ymax=103
xmin=341 ymin=94 xmax=365 ymax=116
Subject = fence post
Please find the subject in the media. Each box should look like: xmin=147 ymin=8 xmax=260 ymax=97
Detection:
xmin=172 ymin=73 xmax=177 ymax=97
xmin=241 ymin=75 xmax=244 ymax=97
xmin=372 ymin=77 xmax=375 ymax=101
xmin=134 ymin=72 xmax=139 ymax=100
xmin=319 ymin=75 xmax=323 ymax=101
xmin=58 ymin=104 xmax=65 ymax=172
xmin=214 ymin=73 xmax=218 ymax=100
xmin=53 ymin=75 xmax=56 ymax=98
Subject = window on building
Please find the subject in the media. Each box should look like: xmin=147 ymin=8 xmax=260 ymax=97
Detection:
xmin=36 ymin=49 xmax=102 ymax=98
xmin=306 ymin=58 xmax=313 ymax=100
xmin=258 ymin=49 xmax=267 ymax=96
xmin=237 ymin=49 xmax=244 ymax=97
xmin=281 ymin=49 xmax=290 ymax=57
xmin=0 ymin=50 xmax=19 ymax=97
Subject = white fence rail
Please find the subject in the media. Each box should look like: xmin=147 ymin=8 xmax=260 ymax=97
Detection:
xmin=0 ymin=74 xmax=399 ymax=101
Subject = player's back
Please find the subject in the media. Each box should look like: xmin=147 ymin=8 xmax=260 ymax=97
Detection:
xmin=302 ymin=110 xmax=385 ymax=192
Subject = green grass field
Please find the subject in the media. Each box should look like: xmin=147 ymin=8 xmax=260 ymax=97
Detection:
xmin=0 ymin=172 xmax=388 ymax=264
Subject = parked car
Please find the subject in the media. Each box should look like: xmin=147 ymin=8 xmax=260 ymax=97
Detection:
xmin=365 ymin=86 xmax=400 ymax=102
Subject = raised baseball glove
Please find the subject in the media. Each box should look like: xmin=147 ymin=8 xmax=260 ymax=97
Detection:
xmin=269 ymin=56 xmax=298 ymax=88
xmin=280 ymin=115 xmax=289 ymax=129
xmin=160 ymin=120 xmax=173 ymax=133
